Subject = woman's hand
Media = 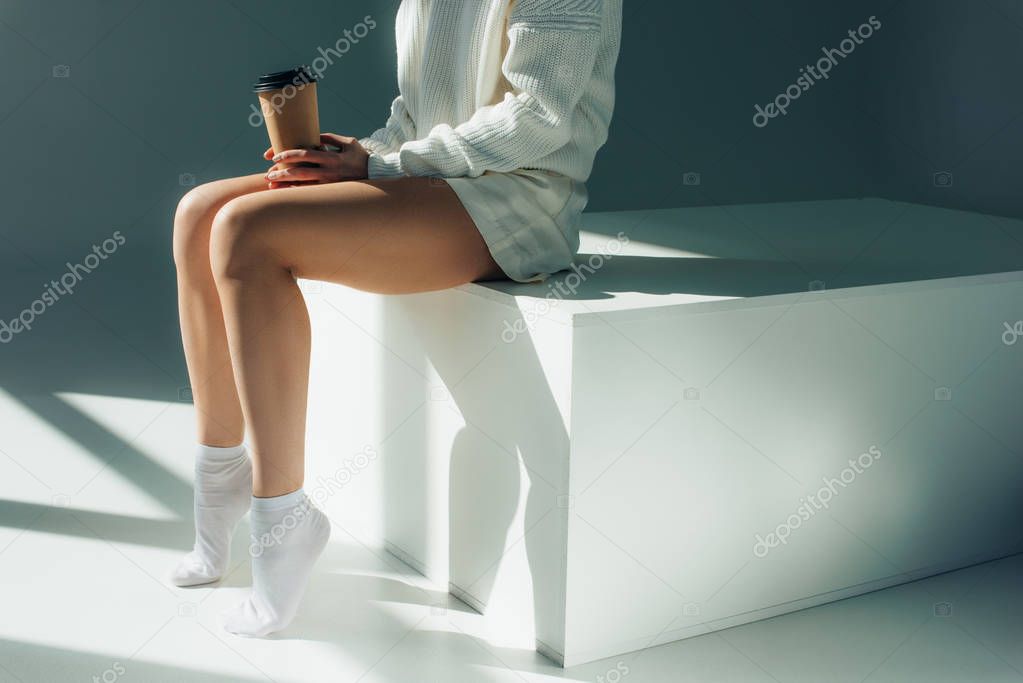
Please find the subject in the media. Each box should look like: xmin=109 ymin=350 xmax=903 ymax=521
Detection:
xmin=263 ymin=133 xmax=369 ymax=188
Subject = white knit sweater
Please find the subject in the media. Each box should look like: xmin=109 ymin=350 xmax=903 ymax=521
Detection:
xmin=360 ymin=0 xmax=622 ymax=182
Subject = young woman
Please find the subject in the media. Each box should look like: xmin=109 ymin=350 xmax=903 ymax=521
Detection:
xmin=169 ymin=0 xmax=622 ymax=636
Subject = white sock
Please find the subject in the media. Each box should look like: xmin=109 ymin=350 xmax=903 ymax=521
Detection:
xmin=222 ymin=488 xmax=330 ymax=637
xmin=169 ymin=443 xmax=252 ymax=587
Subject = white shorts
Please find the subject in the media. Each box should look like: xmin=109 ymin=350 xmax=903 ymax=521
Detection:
xmin=445 ymin=169 xmax=588 ymax=283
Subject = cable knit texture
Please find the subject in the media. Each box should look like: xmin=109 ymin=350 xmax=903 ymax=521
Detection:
xmin=358 ymin=0 xmax=621 ymax=282
xmin=360 ymin=0 xmax=622 ymax=182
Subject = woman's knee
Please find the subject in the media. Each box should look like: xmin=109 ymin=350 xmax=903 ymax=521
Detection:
xmin=210 ymin=196 xmax=287 ymax=282
xmin=173 ymin=181 xmax=232 ymax=272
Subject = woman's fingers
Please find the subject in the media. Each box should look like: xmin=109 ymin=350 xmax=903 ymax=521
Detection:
xmin=263 ymin=147 xmax=274 ymax=160
xmin=266 ymin=166 xmax=330 ymax=182
xmin=271 ymin=148 xmax=337 ymax=165
xmin=268 ymin=180 xmax=318 ymax=189
xmin=260 ymin=138 xmax=361 ymax=185
xmin=320 ymin=133 xmax=356 ymax=149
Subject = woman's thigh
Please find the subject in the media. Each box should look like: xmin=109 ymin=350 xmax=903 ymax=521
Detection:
xmin=211 ymin=176 xmax=505 ymax=294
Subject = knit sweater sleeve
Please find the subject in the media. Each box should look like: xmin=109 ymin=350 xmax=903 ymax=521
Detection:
xmin=358 ymin=95 xmax=416 ymax=156
xmin=367 ymin=0 xmax=604 ymax=179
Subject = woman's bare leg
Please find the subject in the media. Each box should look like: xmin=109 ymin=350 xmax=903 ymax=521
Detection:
xmin=209 ymin=176 xmax=501 ymax=497
xmin=173 ymin=173 xmax=269 ymax=446
xmin=169 ymin=173 xmax=274 ymax=587
xmin=210 ymin=176 xmax=502 ymax=636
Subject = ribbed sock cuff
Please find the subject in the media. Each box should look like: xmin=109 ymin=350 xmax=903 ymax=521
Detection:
xmin=197 ymin=443 xmax=246 ymax=463
xmin=251 ymin=488 xmax=306 ymax=513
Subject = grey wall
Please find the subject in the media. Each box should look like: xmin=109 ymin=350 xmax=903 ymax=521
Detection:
xmin=0 ymin=0 xmax=409 ymax=390
xmin=599 ymin=0 xmax=1023 ymax=218
xmin=590 ymin=0 xmax=884 ymax=210
xmin=0 ymin=0 xmax=1020 ymax=395
xmin=4 ymin=1 xmax=1016 ymax=232
xmin=864 ymin=0 xmax=1023 ymax=219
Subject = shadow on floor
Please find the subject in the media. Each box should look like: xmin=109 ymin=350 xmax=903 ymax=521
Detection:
xmin=0 ymin=638 xmax=265 ymax=682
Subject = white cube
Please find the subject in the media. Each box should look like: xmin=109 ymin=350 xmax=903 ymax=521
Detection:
xmin=309 ymin=198 xmax=1023 ymax=666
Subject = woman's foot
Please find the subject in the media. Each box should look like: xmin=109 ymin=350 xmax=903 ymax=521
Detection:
xmin=222 ymin=488 xmax=331 ymax=637
xmin=170 ymin=444 xmax=252 ymax=587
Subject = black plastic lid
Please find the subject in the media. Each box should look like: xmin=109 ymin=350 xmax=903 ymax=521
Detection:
xmin=252 ymin=66 xmax=318 ymax=93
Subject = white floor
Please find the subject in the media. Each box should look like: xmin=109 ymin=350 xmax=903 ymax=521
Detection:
xmin=0 ymin=385 xmax=1021 ymax=683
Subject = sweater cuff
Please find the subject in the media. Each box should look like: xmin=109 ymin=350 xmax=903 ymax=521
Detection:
xmin=367 ymin=152 xmax=405 ymax=179
xmin=358 ymin=137 xmax=382 ymax=155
